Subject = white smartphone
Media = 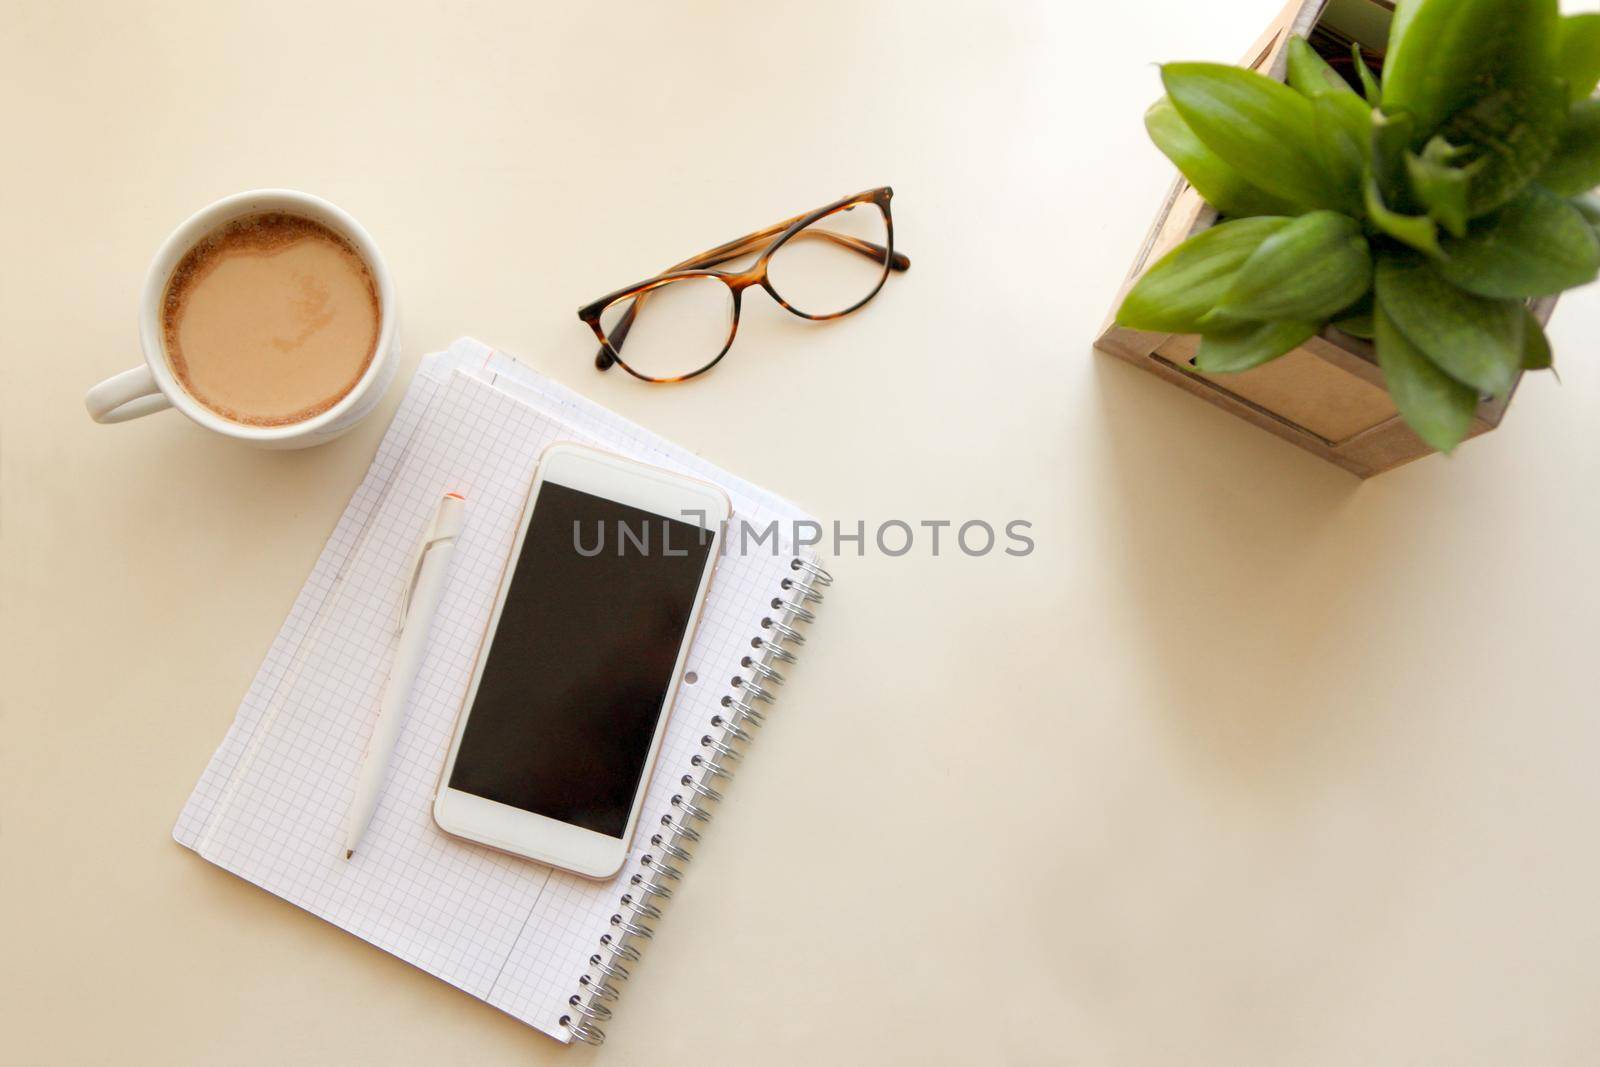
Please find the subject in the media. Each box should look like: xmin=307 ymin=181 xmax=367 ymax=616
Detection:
xmin=433 ymin=442 xmax=729 ymax=878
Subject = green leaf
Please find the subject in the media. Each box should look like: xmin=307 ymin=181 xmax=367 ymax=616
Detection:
xmin=1216 ymin=211 xmax=1371 ymax=322
xmin=1383 ymin=0 xmax=1560 ymax=141
xmin=1116 ymin=216 xmax=1292 ymax=333
xmin=1352 ymin=44 xmax=1382 ymax=107
xmin=1375 ymin=253 xmax=1524 ymax=397
xmin=1572 ymin=193 xmax=1600 ymax=225
xmin=1332 ymin=302 xmax=1376 ymax=339
xmin=1312 ymin=93 xmax=1372 ymax=215
xmin=1162 ymin=63 xmax=1338 ymax=209
xmin=1557 ymin=14 xmax=1600 ymax=104
xmin=1367 ymin=110 xmax=1446 ymax=253
xmin=1144 ymin=97 xmax=1298 ymax=217
xmin=1375 ymin=305 xmax=1479 ymax=454
xmin=1371 ymin=109 xmax=1419 ymax=210
xmin=1539 ymin=99 xmax=1600 ymax=196
xmin=1365 ymin=175 xmax=1443 ymax=257
xmin=1521 ymin=308 xmax=1553 ymax=370
xmin=1437 ymin=186 xmax=1600 ymax=299
xmin=1385 ymin=0 xmax=1422 ymax=73
xmin=1287 ymin=36 xmax=1355 ymax=99
xmin=1194 ymin=321 xmax=1317 ymax=373
xmin=1442 ymin=76 xmax=1567 ymax=216
xmin=1406 ymin=137 xmax=1475 ymax=237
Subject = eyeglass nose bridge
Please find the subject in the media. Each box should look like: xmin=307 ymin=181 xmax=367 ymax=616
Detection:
xmin=715 ymin=262 xmax=769 ymax=294
xmin=713 ymin=265 xmax=820 ymax=329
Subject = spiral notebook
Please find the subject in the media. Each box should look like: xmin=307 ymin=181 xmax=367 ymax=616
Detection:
xmin=173 ymin=337 xmax=829 ymax=1045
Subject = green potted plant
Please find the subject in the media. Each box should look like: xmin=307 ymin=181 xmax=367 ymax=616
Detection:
xmin=1096 ymin=0 xmax=1600 ymax=475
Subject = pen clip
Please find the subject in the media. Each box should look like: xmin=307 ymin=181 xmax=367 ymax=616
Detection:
xmin=398 ymin=539 xmax=427 ymax=626
xmin=399 ymin=531 xmax=451 ymax=623
xmin=396 ymin=493 xmax=467 ymax=629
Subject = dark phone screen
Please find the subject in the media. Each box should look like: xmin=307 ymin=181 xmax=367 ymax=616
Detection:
xmin=448 ymin=481 xmax=714 ymax=838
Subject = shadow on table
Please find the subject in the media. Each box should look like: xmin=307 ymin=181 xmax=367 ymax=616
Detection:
xmin=1082 ymin=346 xmax=1429 ymax=792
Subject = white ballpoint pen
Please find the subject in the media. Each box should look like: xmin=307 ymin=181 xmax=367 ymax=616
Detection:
xmin=344 ymin=491 xmax=467 ymax=859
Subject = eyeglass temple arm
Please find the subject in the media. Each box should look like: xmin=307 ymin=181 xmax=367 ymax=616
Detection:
xmin=596 ymin=217 xmax=910 ymax=370
xmin=671 ymin=221 xmax=910 ymax=280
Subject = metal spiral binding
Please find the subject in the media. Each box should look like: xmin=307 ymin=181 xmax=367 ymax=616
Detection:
xmin=559 ymin=555 xmax=831 ymax=1045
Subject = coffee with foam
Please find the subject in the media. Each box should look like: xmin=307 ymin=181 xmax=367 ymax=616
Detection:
xmin=161 ymin=213 xmax=379 ymax=426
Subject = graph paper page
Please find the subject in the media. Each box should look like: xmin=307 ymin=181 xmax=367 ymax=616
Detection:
xmin=175 ymin=358 xmax=813 ymax=1041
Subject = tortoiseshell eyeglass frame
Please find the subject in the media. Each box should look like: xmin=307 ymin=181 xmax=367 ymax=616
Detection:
xmin=576 ymin=186 xmax=910 ymax=383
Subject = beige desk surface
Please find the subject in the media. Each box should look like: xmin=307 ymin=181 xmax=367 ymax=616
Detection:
xmin=4 ymin=1 xmax=1600 ymax=1063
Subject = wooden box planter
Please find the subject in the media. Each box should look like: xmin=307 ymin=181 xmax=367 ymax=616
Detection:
xmin=1094 ymin=0 xmax=1558 ymax=478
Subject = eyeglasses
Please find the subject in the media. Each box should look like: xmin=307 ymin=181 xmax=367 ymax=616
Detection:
xmin=577 ymin=187 xmax=909 ymax=383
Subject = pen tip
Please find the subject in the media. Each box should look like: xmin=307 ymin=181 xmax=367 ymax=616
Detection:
xmin=345 ymin=849 xmax=354 ymax=860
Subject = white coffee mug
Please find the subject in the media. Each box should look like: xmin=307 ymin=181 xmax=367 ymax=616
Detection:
xmin=84 ymin=189 xmax=399 ymax=449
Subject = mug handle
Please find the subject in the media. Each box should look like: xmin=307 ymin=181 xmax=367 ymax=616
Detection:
xmin=85 ymin=365 xmax=172 ymax=424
